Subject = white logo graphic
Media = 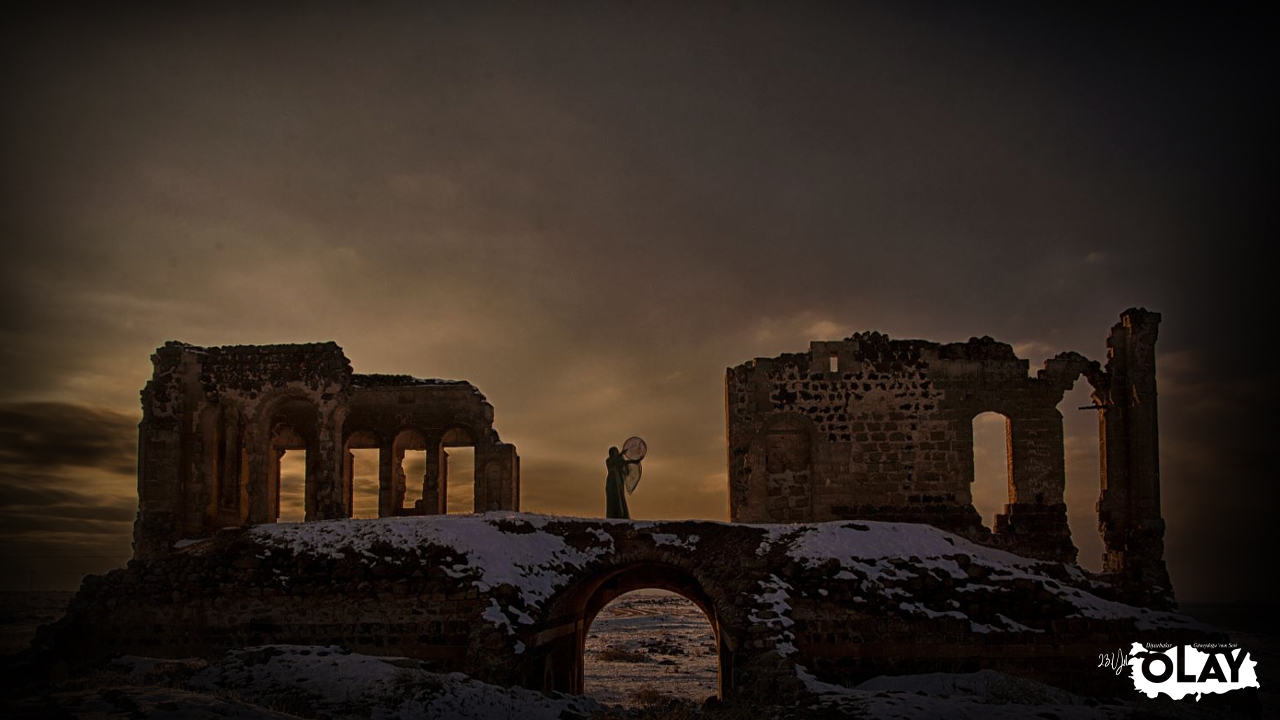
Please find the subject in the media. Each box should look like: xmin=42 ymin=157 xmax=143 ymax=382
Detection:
xmin=1126 ymin=643 xmax=1259 ymax=701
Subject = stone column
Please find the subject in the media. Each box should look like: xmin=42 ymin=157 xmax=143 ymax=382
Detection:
xmin=472 ymin=445 xmax=488 ymax=514
xmin=1098 ymin=309 xmax=1171 ymax=607
xmin=245 ymin=424 xmax=273 ymax=525
xmin=378 ymin=438 xmax=395 ymax=518
xmin=342 ymin=446 xmax=355 ymax=517
xmin=309 ymin=409 xmax=345 ymax=521
xmin=424 ymin=435 xmax=444 ymax=514
xmin=219 ymin=408 xmax=243 ymax=523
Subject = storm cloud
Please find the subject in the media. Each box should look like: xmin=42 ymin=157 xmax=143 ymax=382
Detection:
xmin=0 ymin=402 xmax=138 ymax=476
xmin=0 ymin=403 xmax=139 ymax=588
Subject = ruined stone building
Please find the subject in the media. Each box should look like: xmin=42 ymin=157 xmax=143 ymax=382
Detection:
xmin=42 ymin=312 xmax=1192 ymax=702
xmin=134 ymin=342 xmax=520 ymax=559
xmin=726 ymin=309 xmax=1170 ymax=605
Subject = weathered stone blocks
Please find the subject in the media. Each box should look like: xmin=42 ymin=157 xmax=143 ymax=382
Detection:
xmin=726 ymin=310 xmax=1172 ymax=608
xmin=135 ymin=342 xmax=520 ymax=561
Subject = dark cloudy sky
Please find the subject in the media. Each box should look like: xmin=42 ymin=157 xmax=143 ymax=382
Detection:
xmin=1 ymin=3 xmax=1274 ymax=602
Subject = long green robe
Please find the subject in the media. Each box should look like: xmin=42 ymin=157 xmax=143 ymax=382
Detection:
xmin=605 ymin=451 xmax=630 ymax=519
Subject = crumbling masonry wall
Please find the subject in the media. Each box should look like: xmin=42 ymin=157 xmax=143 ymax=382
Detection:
xmin=726 ymin=309 xmax=1170 ymax=607
xmin=134 ymin=342 xmax=520 ymax=560
xmin=40 ymin=515 xmax=1216 ymax=703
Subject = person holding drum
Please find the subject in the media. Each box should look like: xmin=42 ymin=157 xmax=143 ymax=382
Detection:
xmin=605 ymin=437 xmax=645 ymax=519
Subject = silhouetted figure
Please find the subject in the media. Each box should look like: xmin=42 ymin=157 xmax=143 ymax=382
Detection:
xmin=605 ymin=446 xmax=636 ymax=519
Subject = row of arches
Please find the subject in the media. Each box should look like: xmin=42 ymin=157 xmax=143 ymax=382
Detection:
xmin=339 ymin=426 xmax=477 ymax=521
xmin=134 ymin=342 xmax=528 ymax=561
xmin=276 ymin=444 xmax=475 ymax=522
xmin=203 ymin=390 xmax=501 ymax=529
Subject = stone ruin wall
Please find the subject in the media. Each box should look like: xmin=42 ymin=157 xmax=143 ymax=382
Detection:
xmin=134 ymin=341 xmax=520 ymax=560
xmin=726 ymin=309 xmax=1171 ymax=608
xmin=37 ymin=516 xmax=1216 ymax=703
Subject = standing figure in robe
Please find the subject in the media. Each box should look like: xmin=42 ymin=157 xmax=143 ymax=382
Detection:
xmin=604 ymin=446 xmax=637 ymax=519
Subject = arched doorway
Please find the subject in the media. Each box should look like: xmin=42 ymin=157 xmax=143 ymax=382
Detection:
xmin=584 ymin=589 xmax=718 ymax=705
xmin=536 ymin=563 xmax=735 ymax=701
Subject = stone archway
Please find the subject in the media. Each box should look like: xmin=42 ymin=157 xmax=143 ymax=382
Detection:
xmin=538 ymin=562 xmax=737 ymax=699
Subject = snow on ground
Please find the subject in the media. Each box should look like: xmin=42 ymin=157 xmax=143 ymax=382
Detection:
xmin=583 ymin=589 xmax=719 ymax=706
xmin=201 ymin=513 xmax=1216 ymax=665
xmin=756 ymin=519 xmax=1213 ymax=633
xmin=245 ymin=513 xmax=614 ymax=611
xmin=228 ymin=514 xmax=1211 ymax=636
xmin=154 ymin=512 xmax=1209 ymax=646
xmin=4 ymin=586 xmax=1263 ymax=719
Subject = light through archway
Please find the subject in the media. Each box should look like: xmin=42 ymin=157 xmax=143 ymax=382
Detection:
xmin=583 ymin=589 xmax=718 ymax=706
xmin=349 ymin=448 xmax=379 ymax=519
xmin=277 ymin=449 xmax=306 ymax=523
xmin=445 ymin=447 xmax=474 ymax=514
xmin=1062 ymin=381 xmax=1104 ymax=572
xmin=971 ymin=411 xmax=1011 ymax=530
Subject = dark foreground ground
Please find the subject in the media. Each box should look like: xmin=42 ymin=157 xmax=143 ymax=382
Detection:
xmin=1 ymin=592 xmax=1273 ymax=719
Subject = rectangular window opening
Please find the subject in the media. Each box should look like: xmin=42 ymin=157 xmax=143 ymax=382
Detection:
xmin=278 ymin=449 xmax=306 ymax=523
xmin=401 ymin=449 xmax=427 ymax=512
xmin=446 ymin=447 xmax=475 ymax=514
xmin=350 ymin=448 xmax=380 ymax=519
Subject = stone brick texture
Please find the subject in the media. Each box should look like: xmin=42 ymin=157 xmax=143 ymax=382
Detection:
xmin=33 ymin=515 xmax=1215 ymax=705
xmin=726 ymin=309 xmax=1172 ymax=608
xmin=134 ymin=342 xmax=520 ymax=562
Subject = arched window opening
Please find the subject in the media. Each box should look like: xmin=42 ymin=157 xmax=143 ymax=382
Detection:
xmin=268 ymin=398 xmax=317 ymax=524
xmin=344 ymin=430 xmax=380 ymax=519
xmin=394 ymin=429 xmax=428 ymax=514
xmin=445 ymin=447 xmax=475 ymax=514
xmin=1062 ymin=381 xmax=1104 ymax=572
xmin=971 ymin=411 xmax=1011 ymax=531
xmin=583 ymin=589 xmax=718 ymax=707
xmin=442 ymin=427 xmax=475 ymax=514
xmin=276 ymin=447 xmax=306 ymax=523
xmin=349 ymin=449 xmax=380 ymax=518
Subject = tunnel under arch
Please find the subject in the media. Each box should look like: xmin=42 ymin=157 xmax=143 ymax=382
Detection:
xmin=537 ymin=561 xmax=738 ymax=699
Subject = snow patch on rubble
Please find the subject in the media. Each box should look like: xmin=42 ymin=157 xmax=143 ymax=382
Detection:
xmin=249 ymin=513 xmax=610 ymax=612
xmin=750 ymin=574 xmax=797 ymax=656
xmin=649 ymin=532 xmax=700 ymax=550
xmin=755 ymin=519 xmax=1206 ymax=633
xmin=249 ymin=513 xmax=619 ymax=639
xmin=238 ymin=513 xmax=1205 ymax=639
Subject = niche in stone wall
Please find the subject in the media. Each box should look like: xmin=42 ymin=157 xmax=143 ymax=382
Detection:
xmin=763 ymin=415 xmax=813 ymax=521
